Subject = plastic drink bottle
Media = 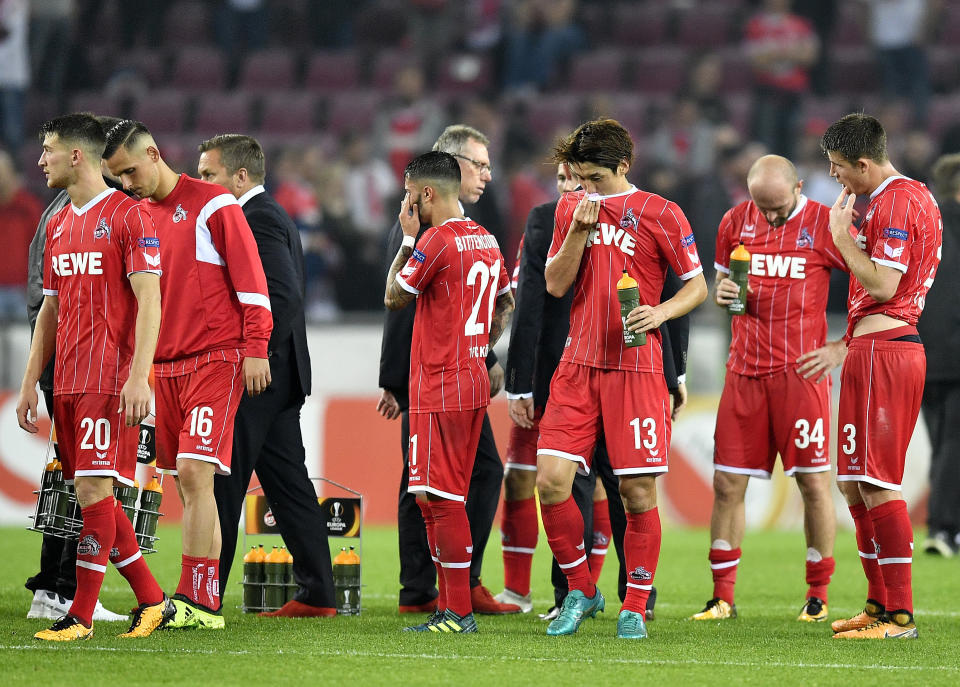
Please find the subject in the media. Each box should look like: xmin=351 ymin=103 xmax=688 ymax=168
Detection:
xmin=728 ymin=242 xmax=751 ymax=315
xmin=617 ymin=270 xmax=645 ymax=347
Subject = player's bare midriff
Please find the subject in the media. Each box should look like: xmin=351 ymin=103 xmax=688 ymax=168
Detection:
xmin=851 ymin=312 xmax=908 ymax=338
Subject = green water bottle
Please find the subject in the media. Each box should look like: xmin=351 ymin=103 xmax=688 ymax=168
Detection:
xmin=728 ymin=242 xmax=751 ymax=315
xmin=617 ymin=271 xmax=645 ymax=347
xmin=135 ymin=475 xmax=163 ymax=550
xmin=114 ymin=479 xmax=139 ymax=525
xmin=264 ymin=546 xmax=287 ymax=610
xmin=242 ymin=546 xmax=265 ymax=612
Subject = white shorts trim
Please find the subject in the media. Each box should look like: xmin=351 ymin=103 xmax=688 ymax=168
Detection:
xmin=558 ymin=554 xmax=587 ymax=570
xmin=176 ymin=453 xmax=231 ymax=476
xmin=504 ymin=462 xmax=537 ymax=472
xmin=836 ymin=474 xmax=902 ymax=490
xmin=407 ymin=485 xmax=465 ymax=502
xmin=785 ymin=465 xmax=833 ymax=476
xmin=113 ymin=551 xmax=142 ymax=569
xmin=73 ymin=469 xmax=135 ymax=487
xmin=537 ymin=449 xmax=589 ymax=475
xmin=715 ymin=464 xmax=771 ymax=479
xmin=77 ymin=560 xmax=107 ymax=573
xmin=612 ymin=466 xmax=669 ymax=476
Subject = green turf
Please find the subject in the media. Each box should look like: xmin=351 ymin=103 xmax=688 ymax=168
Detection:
xmin=1 ymin=523 xmax=958 ymax=685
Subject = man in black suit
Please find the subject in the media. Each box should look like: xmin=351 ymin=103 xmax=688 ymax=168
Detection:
xmin=377 ymin=125 xmax=520 ymax=615
xmin=500 ymin=164 xmax=689 ymax=617
xmin=198 ymin=134 xmax=336 ymax=617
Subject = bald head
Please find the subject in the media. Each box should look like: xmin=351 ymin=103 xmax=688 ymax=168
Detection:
xmin=746 ymin=155 xmax=802 ymax=228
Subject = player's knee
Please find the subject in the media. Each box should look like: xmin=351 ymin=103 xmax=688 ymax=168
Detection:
xmin=74 ymin=476 xmax=113 ymax=508
xmin=175 ymin=458 xmax=215 ymax=493
xmin=619 ymin=475 xmax=656 ymax=513
xmin=504 ymin=468 xmax=536 ymax=500
xmin=713 ymin=470 xmax=747 ymax=504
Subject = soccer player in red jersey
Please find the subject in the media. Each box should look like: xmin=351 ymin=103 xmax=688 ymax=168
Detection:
xmin=17 ymin=113 xmax=172 ymax=641
xmin=103 ymin=120 xmax=272 ymax=629
xmin=822 ymin=113 xmax=942 ymax=639
xmin=690 ymin=155 xmax=848 ymax=624
xmin=536 ymin=119 xmax=707 ymax=638
xmin=384 ymin=151 xmax=514 ymax=633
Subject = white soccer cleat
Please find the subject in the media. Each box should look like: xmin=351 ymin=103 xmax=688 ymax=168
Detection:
xmin=494 ymin=588 xmax=533 ymax=613
xmin=27 ymin=590 xmax=71 ymax=620
xmin=93 ymin=599 xmax=129 ymax=622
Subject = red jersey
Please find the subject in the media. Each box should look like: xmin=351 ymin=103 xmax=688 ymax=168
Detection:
xmin=846 ymin=176 xmax=942 ymax=338
xmin=511 ymin=234 xmax=524 ymax=290
xmin=548 ymin=187 xmax=703 ymax=373
xmin=42 ymin=188 xmax=161 ymax=395
xmin=744 ymin=11 xmax=816 ymax=92
xmin=715 ymin=196 xmax=847 ymax=377
xmin=397 ymin=217 xmax=510 ymax=413
xmin=145 ymin=175 xmax=272 ymax=376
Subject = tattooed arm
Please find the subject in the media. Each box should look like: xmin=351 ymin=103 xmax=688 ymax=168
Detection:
xmin=488 ymin=290 xmax=515 ymax=348
xmin=384 ymin=193 xmax=421 ymax=311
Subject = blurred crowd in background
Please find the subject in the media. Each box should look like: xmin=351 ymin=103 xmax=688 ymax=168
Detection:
xmin=1 ymin=0 xmax=958 ymax=321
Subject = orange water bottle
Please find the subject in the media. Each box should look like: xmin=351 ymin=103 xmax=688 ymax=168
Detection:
xmin=282 ymin=547 xmax=295 ymax=603
xmin=728 ymin=242 xmax=751 ymax=315
xmin=135 ymin=474 xmax=163 ymax=550
xmin=617 ymin=271 xmax=645 ymax=347
xmin=242 ymin=545 xmax=265 ymax=612
xmin=264 ymin=545 xmax=287 ymax=610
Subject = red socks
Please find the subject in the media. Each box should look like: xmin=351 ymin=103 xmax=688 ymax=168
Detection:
xmin=176 ymin=554 xmax=207 ymax=606
xmin=709 ymin=546 xmax=741 ymax=605
xmin=429 ymin=499 xmax=473 ymax=616
xmin=70 ymin=496 xmax=116 ymax=627
xmin=805 ymin=556 xmax=835 ymax=604
xmin=622 ymin=508 xmax=660 ymax=613
xmin=206 ymin=559 xmax=220 ymax=610
xmin=418 ymin=500 xmax=446 ymax=610
xmin=589 ymin=499 xmax=612 ymax=584
xmin=501 ymin=496 xmax=538 ymax=595
xmin=849 ymin=502 xmax=886 ymax=607
xmin=540 ymin=496 xmax=595 ymax=597
xmin=870 ymin=499 xmax=914 ymax=614
xmin=110 ymin=500 xmax=163 ymax=607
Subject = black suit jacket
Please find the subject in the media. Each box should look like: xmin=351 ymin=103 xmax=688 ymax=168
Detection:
xmin=505 ymin=200 xmax=689 ymax=406
xmin=378 ymin=217 xmax=498 ymax=411
xmin=241 ymin=188 xmax=311 ymax=397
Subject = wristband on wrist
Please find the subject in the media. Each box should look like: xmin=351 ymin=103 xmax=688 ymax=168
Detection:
xmin=402 ymin=235 xmax=415 ymax=249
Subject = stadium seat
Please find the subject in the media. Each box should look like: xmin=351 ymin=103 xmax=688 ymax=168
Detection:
xmin=304 ymin=51 xmax=361 ymax=92
xmin=170 ymin=46 xmax=227 ymax=92
xmin=68 ymin=92 xmax=122 ymax=119
xmin=937 ymin=1 xmax=960 ymax=44
xmin=132 ymin=90 xmax=188 ymax=134
xmin=632 ymin=48 xmax=688 ymax=95
xmin=260 ymin=92 xmax=320 ymax=135
xmin=371 ymin=50 xmax=419 ymax=90
xmin=523 ymin=94 xmax=581 ymax=141
xmin=831 ymin=0 xmax=867 ymax=46
xmin=677 ymin=6 xmax=734 ymax=49
xmin=569 ymin=49 xmax=625 ymax=93
xmin=927 ymin=95 xmax=960 ymax=140
xmin=719 ymin=50 xmax=752 ymax=94
xmin=192 ymin=91 xmax=254 ymax=136
xmin=324 ymin=91 xmax=381 ymax=135
xmin=612 ymin=3 xmax=669 ymax=47
xmin=162 ymin=1 xmax=213 ymax=47
xmin=437 ymin=54 xmax=493 ymax=94
xmin=828 ymin=47 xmax=879 ymax=94
xmin=238 ymin=49 xmax=299 ymax=91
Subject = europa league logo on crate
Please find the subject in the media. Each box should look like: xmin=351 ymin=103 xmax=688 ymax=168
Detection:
xmin=321 ymin=498 xmax=360 ymax=537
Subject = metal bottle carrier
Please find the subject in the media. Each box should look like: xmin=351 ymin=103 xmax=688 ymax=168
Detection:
xmin=27 ymin=423 xmax=164 ymax=554
xmin=239 ymin=477 xmax=362 ymax=613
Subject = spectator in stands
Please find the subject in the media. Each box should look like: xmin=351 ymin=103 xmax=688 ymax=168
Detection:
xmin=29 ymin=0 xmax=74 ymax=108
xmin=743 ymin=0 xmax=819 ymax=158
xmin=501 ymin=0 xmax=585 ymax=93
xmin=649 ymin=97 xmax=718 ymax=180
xmin=215 ymin=0 xmax=268 ymax=74
xmin=859 ymin=0 xmax=936 ymax=125
xmin=900 ymin=129 xmax=937 ymax=184
xmin=117 ymin=0 xmax=165 ymax=48
xmin=685 ymin=52 xmax=730 ymax=125
xmin=341 ymin=131 xmax=399 ymax=260
xmin=0 ymin=0 xmax=29 ymax=154
xmin=917 ymin=153 xmax=960 ymax=557
xmin=0 ymin=148 xmax=42 ymax=320
xmin=372 ymin=63 xmax=447 ymax=180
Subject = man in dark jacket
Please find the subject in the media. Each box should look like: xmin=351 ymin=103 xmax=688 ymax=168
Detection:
xmin=917 ymin=153 xmax=960 ymax=556
xmin=199 ymin=134 xmax=336 ymax=616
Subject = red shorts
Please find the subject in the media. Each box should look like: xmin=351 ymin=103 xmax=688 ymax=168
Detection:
xmin=407 ymin=408 xmax=485 ymax=501
xmin=837 ymin=329 xmax=925 ymax=489
xmin=714 ymin=369 xmax=832 ymax=478
xmin=504 ymin=407 xmax=543 ymax=472
xmin=155 ymin=360 xmax=244 ymax=475
xmin=537 ymin=362 xmax=670 ymax=475
xmin=53 ymin=393 xmax=138 ymax=485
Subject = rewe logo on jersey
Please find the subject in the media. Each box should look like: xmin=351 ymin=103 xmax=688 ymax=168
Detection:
xmin=172 ymin=204 xmax=188 ymax=223
xmin=750 ymin=254 xmax=806 ymax=279
xmin=585 ymin=222 xmax=637 ymax=256
xmin=94 ymin=218 xmax=110 ymax=240
xmin=52 ymin=252 xmax=103 ymax=276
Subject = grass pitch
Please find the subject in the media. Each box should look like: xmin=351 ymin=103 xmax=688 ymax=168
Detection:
xmin=1 ymin=523 xmax=958 ymax=686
